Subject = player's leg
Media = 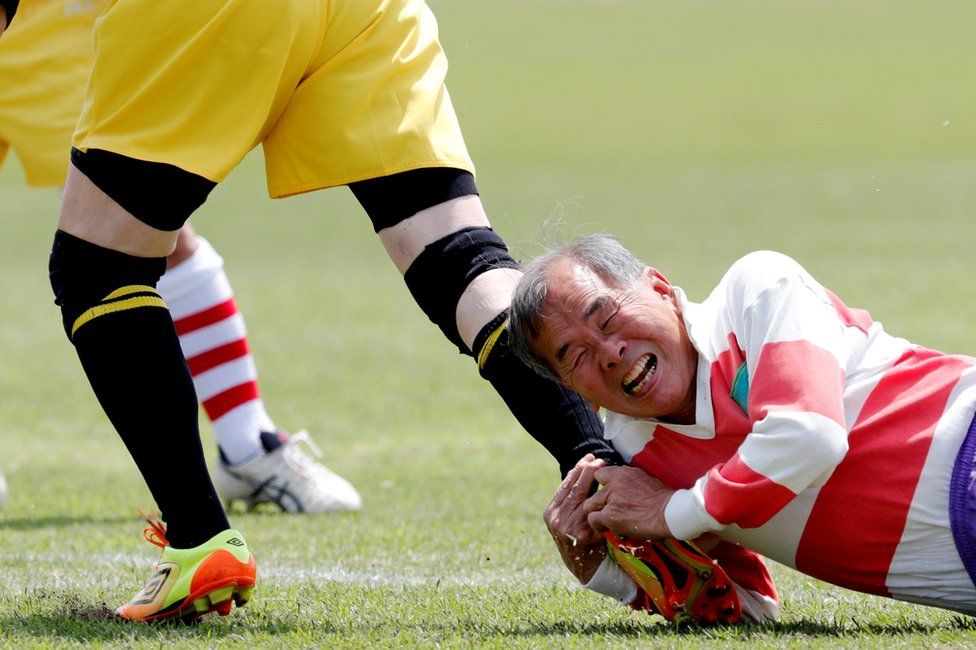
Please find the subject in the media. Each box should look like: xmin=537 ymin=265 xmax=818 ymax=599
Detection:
xmin=51 ymin=153 xmax=255 ymax=620
xmin=350 ymin=171 xmax=621 ymax=476
xmin=161 ymin=225 xmax=270 ymax=464
xmin=52 ymin=154 xmax=225 ymax=542
xmin=160 ymin=223 xmax=361 ymax=513
xmin=47 ymin=0 xmax=324 ymax=621
xmin=54 ymin=156 xmax=216 ymax=541
xmin=261 ymin=0 xmax=621 ymax=475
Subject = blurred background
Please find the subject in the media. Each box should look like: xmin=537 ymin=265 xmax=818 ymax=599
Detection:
xmin=0 ymin=0 xmax=974 ymax=638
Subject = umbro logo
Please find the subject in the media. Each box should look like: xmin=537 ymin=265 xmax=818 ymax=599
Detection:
xmin=227 ymin=538 xmax=245 ymax=547
xmin=132 ymin=567 xmax=172 ymax=605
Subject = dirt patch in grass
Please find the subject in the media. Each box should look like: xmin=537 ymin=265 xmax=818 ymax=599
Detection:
xmin=61 ymin=598 xmax=116 ymax=621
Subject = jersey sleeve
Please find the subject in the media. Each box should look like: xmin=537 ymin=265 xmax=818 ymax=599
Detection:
xmin=583 ymin=555 xmax=640 ymax=605
xmin=666 ymin=251 xmax=853 ymax=539
xmin=1 ymin=0 xmax=19 ymax=26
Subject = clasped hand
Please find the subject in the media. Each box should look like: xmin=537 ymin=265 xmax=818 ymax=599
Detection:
xmin=543 ymin=454 xmax=675 ymax=584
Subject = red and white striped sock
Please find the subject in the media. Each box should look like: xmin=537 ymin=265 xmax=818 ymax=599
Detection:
xmin=157 ymin=237 xmax=275 ymax=465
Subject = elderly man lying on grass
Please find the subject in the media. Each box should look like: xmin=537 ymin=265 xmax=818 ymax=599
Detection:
xmin=509 ymin=234 xmax=976 ymax=623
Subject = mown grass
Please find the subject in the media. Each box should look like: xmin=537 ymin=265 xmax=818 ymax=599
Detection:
xmin=1 ymin=0 xmax=975 ymax=646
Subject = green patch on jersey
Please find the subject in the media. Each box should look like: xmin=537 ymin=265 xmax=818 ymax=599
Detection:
xmin=731 ymin=362 xmax=750 ymax=414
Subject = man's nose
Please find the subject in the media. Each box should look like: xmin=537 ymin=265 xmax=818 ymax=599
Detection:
xmin=598 ymin=336 xmax=625 ymax=370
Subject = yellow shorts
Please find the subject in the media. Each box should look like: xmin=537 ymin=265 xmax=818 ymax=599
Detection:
xmin=73 ymin=0 xmax=474 ymax=198
xmin=0 ymin=0 xmax=104 ymax=187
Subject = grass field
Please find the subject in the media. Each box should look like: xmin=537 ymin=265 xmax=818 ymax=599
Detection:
xmin=2 ymin=0 xmax=976 ymax=646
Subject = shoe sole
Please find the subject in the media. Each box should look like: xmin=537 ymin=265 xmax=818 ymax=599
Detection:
xmin=605 ymin=534 xmax=740 ymax=625
xmin=133 ymin=580 xmax=255 ymax=623
xmin=118 ymin=579 xmax=254 ymax=624
xmin=184 ymin=581 xmax=254 ymax=621
xmin=120 ymin=550 xmax=257 ymax=623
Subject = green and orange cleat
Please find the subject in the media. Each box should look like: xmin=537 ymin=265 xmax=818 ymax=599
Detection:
xmin=116 ymin=511 xmax=257 ymax=623
xmin=604 ymin=532 xmax=741 ymax=625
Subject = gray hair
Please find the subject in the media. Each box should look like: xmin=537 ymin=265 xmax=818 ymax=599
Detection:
xmin=509 ymin=233 xmax=646 ymax=382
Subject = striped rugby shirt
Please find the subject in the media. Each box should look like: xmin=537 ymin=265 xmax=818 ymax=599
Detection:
xmin=605 ymin=251 xmax=976 ymax=610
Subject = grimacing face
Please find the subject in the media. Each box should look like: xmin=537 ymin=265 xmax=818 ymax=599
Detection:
xmin=531 ymin=258 xmax=698 ymax=422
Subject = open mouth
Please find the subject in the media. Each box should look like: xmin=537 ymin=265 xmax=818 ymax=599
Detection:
xmin=622 ymin=353 xmax=657 ymax=396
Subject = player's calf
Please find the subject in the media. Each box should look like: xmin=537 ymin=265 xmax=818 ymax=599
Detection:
xmin=52 ymin=151 xmax=230 ymax=548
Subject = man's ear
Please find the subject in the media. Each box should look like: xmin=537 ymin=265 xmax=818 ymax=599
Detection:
xmin=641 ymin=266 xmax=674 ymax=300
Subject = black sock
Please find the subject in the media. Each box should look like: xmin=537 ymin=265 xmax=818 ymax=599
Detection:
xmin=50 ymin=230 xmax=229 ymax=548
xmin=476 ymin=313 xmax=624 ymax=477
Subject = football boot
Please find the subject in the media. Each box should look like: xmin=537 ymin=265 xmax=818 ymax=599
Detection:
xmin=117 ymin=511 xmax=256 ymax=622
xmin=213 ymin=430 xmax=361 ymax=513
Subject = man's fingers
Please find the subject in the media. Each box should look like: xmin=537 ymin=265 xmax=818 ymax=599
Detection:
xmin=586 ymin=509 xmax=610 ymax=534
xmin=550 ymin=465 xmax=581 ymax=506
xmin=550 ymin=454 xmax=593 ymax=505
xmin=593 ymin=464 xmax=625 ymax=486
xmin=573 ymin=459 xmax=604 ymax=499
xmin=596 ymin=464 xmax=668 ymax=491
xmin=547 ymin=454 xmax=602 ymax=519
xmin=580 ymin=484 xmax=610 ymax=516
xmin=567 ymin=455 xmax=604 ymax=503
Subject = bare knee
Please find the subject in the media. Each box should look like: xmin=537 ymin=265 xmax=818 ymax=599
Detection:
xmin=167 ymin=223 xmax=200 ymax=269
xmin=59 ymin=164 xmax=180 ymax=257
xmin=455 ymin=267 xmax=522 ymax=351
xmin=378 ymin=195 xmax=490 ymax=274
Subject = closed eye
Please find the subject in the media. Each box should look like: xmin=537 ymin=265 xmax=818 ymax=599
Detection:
xmin=601 ymin=311 xmax=617 ymax=331
xmin=572 ymin=350 xmax=586 ymax=370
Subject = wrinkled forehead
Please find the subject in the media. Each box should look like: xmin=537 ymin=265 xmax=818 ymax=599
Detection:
xmin=538 ymin=260 xmax=614 ymax=329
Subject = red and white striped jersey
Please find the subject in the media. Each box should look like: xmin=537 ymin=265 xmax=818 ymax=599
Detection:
xmin=605 ymin=251 xmax=976 ymax=608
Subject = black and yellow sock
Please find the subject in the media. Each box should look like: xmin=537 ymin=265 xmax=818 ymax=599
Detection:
xmin=50 ymin=230 xmax=229 ymax=548
xmin=475 ymin=312 xmax=623 ymax=477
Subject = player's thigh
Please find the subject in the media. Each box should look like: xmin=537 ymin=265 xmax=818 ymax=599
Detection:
xmin=262 ymin=0 xmax=474 ymax=198
xmin=58 ymin=162 xmax=181 ymax=257
xmin=73 ymin=0 xmax=325 ymax=183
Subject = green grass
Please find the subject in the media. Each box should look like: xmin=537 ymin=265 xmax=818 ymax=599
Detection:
xmin=2 ymin=0 xmax=976 ymax=646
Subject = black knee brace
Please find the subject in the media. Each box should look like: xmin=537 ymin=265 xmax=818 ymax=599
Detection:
xmin=70 ymin=148 xmax=216 ymax=231
xmin=49 ymin=230 xmax=168 ymax=340
xmin=403 ymin=227 xmax=520 ymax=353
xmin=349 ymin=167 xmax=479 ymax=232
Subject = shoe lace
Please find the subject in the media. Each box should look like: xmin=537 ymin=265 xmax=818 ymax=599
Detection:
xmin=283 ymin=430 xmax=325 ymax=475
xmin=138 ymin=508 xmax=169 ymax=548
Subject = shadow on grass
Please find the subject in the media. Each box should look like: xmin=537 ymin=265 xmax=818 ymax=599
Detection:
xmin=765 ymin=616 xmax=976 ymax=637
xmin=0 ymin=599 xmax=311 ymax=643
xmin=0 ymin=514 xmax=133 ymax=531
xmin=508 ymin=615 xmax=976 ymax=639
xmin=3 ymin=607 xmax=975 ymax=643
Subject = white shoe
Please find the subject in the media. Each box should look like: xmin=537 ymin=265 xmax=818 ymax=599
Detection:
xmin=213 ymin=431 xmax=362 ymax=513
xmin=0 ymin=467 xmax=8 ymax=509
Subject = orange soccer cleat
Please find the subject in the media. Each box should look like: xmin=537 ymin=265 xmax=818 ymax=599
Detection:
xmin=116 ymin=511 xmax=257 ymax=622
xmin=604 ymin=532 xmax=742 ymax=625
